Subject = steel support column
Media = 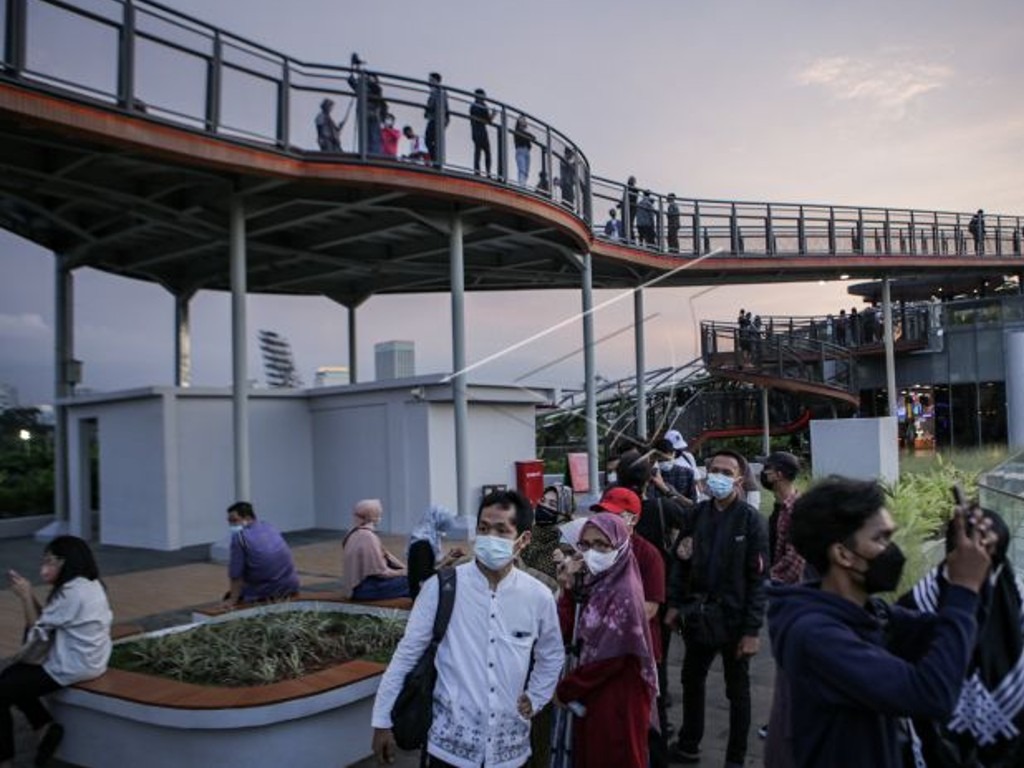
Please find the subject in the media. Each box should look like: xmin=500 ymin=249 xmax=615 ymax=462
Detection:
xmin=634 ymin=287 xmax=647 ymax=440
xmin=882 ymin=277 xmax=898 ymax=418
xmin=174 ymin=291 xmax=193 ymax=387
xmin=450 ymin=214 xmax=469 ymax=520
xmin=230 ymin=197 xmax=250 ymax=502
xmin=348 ymin=304 xmax=358 ymax=384
xmin=761 ymin=387 xmax=771 ymax=456
xmin=582 ymin=252 xmax=599 ymax=493
xmin=52 ymin=256 xmax=73 ymax=533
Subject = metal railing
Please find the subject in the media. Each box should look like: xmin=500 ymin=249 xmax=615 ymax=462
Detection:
xmin=591 ymin=174 xmax=1023 ymax=260
xmin=700 ymin=320 xmax=857 ymax=393
xmin=0 ymin=0 xmax=592 ymax=220
xmin=2 ymin=0 xmax=1023 ymax=259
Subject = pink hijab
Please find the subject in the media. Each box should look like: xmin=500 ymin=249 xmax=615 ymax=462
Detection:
xmin=576 ymin=513 xmax=659 ymax=699
xmin=341 ymin=499 xmax=392 ymax=598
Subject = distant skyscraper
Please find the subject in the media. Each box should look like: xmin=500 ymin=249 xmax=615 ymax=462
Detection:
xmin=0 ymin=382 xmax=18 ymax=412
xmin=258 ymin=330 xmax=304 ymax=388
xmin=375 ymin=341 xmax=415 ymax=380
xmin=314 ymin=366 xmax=350 ymax=387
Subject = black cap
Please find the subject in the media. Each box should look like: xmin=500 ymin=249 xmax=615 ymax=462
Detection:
xmin=765 ymin=451 xmax=800 ymax=480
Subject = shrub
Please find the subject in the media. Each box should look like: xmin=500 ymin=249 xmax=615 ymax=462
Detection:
xmin=109 ymin=610 xmax=406 ymax=686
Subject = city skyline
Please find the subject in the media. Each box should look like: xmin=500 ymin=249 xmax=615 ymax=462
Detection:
xmin=1 ymin=0 xmax=1021 ymax=404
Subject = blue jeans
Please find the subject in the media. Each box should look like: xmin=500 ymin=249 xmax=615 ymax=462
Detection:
xmin=352 ymin=574 xmax=410 ymax=601
xmin=516 ymin=147 xmax=530 ymax=185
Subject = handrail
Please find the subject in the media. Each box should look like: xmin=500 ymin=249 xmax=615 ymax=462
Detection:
xmin=3 ymin=0 xmax=1023 ymax=261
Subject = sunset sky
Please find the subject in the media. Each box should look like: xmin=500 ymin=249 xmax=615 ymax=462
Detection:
xmin=2 ymin=0 xmax=1022 ymax=404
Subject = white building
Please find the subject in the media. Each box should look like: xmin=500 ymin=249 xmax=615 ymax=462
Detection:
xmin=62 ymin=375 xmax=551 ymax=550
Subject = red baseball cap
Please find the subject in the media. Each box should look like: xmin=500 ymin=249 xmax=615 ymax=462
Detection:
xmin=590 ymin=486 xmax=641 ymax=516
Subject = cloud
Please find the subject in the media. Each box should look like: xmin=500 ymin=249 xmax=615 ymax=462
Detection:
xmin=0 ymin=313 xmax=49 ymax=338
xmin=797 ymin=54 xmax=951 ymax=116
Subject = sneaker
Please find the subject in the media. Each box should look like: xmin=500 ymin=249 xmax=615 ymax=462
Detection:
xmin=35 ymin=722 xmax=64 ymax=767
xmin=668 ymin=742 xmax=701 ymax=763
xmin=757 ymin=723 xmax=769 ymax=739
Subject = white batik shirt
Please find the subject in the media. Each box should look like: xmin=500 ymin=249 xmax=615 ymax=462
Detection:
xmin=372 ymin=561 xmax=564 ymax=768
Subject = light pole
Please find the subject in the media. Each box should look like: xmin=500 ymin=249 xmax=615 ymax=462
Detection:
xmin=18 ymin=428 xmax=31 ymax=454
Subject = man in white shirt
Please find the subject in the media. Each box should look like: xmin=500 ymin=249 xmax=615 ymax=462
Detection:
xmin=372 ymin=490 xmax=564 ymax=768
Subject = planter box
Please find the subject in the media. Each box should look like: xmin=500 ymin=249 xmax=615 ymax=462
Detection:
xmin=48 ymin=602 xmax=406 ymax=768
xmin=0 ymin=513 xmax=53 ymax=539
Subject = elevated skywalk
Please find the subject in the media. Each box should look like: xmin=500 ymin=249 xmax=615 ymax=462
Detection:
xmin=0 ymin=0 xmax=1021 ymax=297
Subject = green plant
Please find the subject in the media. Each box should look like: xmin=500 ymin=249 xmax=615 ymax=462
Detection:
xmin=109 ymin=610 xmax=406 ymax=686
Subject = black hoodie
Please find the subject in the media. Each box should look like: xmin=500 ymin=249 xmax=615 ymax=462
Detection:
xmin=767 ymin=581 xmax=978 ymax=768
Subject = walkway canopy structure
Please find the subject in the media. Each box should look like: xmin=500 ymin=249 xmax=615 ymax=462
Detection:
xmin=1 ymin=0 xmax=1022 ymax=528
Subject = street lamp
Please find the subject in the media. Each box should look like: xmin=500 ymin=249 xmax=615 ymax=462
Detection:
xmin=18 ymin=429 xmax=31 ymax=454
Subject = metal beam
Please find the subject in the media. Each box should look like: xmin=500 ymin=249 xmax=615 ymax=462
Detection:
xmin=450 ymin=213 xmax=469 ymax=520
xmin=174 ymin=290 xmax=195 ymax=387
xmin=581 ymin=251 xmax=599 ymax=493
xmin=634 ymin=287 xmax=647 ymax=440
xmin=229 ymin=197 xmax=250 ymax=501
xmin=882 ymin=277 xmax=898 ymax=418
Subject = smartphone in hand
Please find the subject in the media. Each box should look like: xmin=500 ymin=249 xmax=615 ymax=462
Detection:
xmin=951 ymin=483 xmax=974 ymax=536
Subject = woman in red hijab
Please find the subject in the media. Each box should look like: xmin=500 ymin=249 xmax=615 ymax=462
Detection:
xmin=555 ymin=512 xmax=659 ymax=767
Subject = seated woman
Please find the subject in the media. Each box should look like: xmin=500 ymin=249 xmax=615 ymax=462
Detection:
xmin=406 ymin=504 xmax=464 ymax=599
xmin=555 ymin=513 xmax=658 ymax=768
xmin=2 ymin=535 xmax=112 ymax=768
xmin=898 ymin=508 xmax=1024 ymax=768
xmin=341 ymin=499 xmax=410 ymax=601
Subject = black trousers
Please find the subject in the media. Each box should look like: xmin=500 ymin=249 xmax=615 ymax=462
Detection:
xmin=678 ymin=638 xmax=751 ymax=765
xmin=407 ymin=539 xmax=436 ymax=599
xmin=473 ymin=136 xmax=492 ymax=175
xmin=0 ymin=662 xmax=61 ymax=761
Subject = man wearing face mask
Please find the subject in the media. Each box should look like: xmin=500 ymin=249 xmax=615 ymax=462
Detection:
xmin=768 ymin=476 xmax=994 ymax=768
xmin=224 ymin=501 xmax=300 ymax=606
xmin=664 ymin=449 xmax=768 ymax=768
xmin=372 ymin=490 xmax=564 ymax=768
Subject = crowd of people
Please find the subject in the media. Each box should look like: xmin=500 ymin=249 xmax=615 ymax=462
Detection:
xmin=2 ymin=450 xmax=1019 ymax=768
xmin=315 ymin=54 xmax=579 ymax=204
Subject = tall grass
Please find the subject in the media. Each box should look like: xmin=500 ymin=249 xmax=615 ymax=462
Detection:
xmin=110 ymin=610 xmax=406 ymax=686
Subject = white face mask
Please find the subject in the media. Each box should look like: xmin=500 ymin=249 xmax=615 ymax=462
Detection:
xmin=583 ymin=546 xmax=621 ymax=575
xmin=606 ymin=471 xmax=618 ymax=486
xmin=228 ymin=524 xmax=244 ymax=535
xmin=706 ymin=472 xmax=736 ymax=500
xmin=474 ymin=535 xmax=516 ymax=571
xmin=657 ymin=460 xmax=675 ymax=473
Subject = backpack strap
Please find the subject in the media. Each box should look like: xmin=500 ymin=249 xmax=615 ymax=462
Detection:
xmin=430 ymin=567 xmax=458 ymax=645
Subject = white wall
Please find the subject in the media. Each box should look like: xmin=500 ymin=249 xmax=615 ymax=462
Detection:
xmin=810 ymin=417 xmax=899 ymax=485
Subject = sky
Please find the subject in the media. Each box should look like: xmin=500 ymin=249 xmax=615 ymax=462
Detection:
xmin=1 ymin=0 xmax=1023 ymax=405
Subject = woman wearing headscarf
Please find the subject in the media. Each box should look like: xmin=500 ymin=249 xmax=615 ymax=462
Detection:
xmin=520 ymin=484 xmax=575 ymax=582
xmin=405 ymin=504 xmax=464 ymax=599
xmin=898 ymin=509 xmax=1024 ymax=768
xmin=554 ymin=512 xmax=659 ymax=768
xmin=340 ymin=499 xmax=409 ymax=601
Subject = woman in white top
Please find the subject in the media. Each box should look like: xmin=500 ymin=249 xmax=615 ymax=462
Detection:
xmin=2 ymin=535 xmax=112 ymax=768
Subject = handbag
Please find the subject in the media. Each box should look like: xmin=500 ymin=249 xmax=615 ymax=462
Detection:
xmin=391 ymin=567 xmax=457 ymax=751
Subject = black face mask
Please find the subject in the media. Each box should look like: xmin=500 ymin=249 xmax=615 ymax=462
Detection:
xmin=759 ymin=469 xmax=775 ymax=492
xmin=534 ymin=504 xmax=559 ymax=527
xmin=849 ymin=542 xmax=906 ymax=593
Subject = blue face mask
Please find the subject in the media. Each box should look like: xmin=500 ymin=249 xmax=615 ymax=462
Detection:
xmin=228 ymin=524 xmax=244 ymax=535
xmin=706 ymin=472 xmax=736 ymax=500
xmin=474 ymin=535 xmax=516 ymax=571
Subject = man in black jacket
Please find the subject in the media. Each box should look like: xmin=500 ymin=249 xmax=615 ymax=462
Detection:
xmin=664 ymin=449 xmax=768 ymax=768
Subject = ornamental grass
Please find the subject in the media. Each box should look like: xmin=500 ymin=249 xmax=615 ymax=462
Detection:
xmin=110 ymin=610 xmax=405 ymax=687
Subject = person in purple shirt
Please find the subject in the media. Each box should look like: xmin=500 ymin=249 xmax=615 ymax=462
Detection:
xmin=224 ymin=501 xmax=300 ymax=605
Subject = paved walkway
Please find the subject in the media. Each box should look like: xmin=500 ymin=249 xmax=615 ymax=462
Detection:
xmin=2 ymin=532 xmax=772 ymax=767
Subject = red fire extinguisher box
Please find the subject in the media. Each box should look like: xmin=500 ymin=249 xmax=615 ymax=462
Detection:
xmin=514 ymin=460 xmax=546 ymax=506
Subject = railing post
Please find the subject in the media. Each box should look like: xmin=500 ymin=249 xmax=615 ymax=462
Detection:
xmin=996 ymin=216 xmax=1003 ymax=256
xmin=692 ymin=202 xmax=701 ymax=256
xmin=205 ymin=32 xmax=223 ymax=133
xmin=828 ymin=206 xmax=836 ymax=254
xmin=543 ymin=127 xmax=553 ymax=198
xmin=583 ymin=162 xmax=593 ymax=227
xmin=4 ymin=0 xmax=27 ymax=75
xmin=276 ymin=59 xmax=291 ymax=149
xmin=357 ymin=73 xmax=367 ymax=160
xmin=434 ymin=85 xmax=447 ymax=168
xmin=933 ymin=212 xmax=939 ymax=256
xmin=765 ymin=203 xmax=774 ymax=255
xmin=955 ymin=213 xmax=963 ymax=255
xmin=498 ymin=106 xmax=508 ymax=183
xmin=730 ymin=203 xmax=739 ymax=254
xmin=883 ymin=209 xmax=892 ymax=253
xmin=856 ymin=209 xmax=865 ymax=255
xmin=117 ymin=0 xmax=136 ymax=110
xmin=657 ymin=194 xmax=665 ymax=252
xmin=797 ymin=205 xmax=807 ymax=254
xmin=909 ymin=211 xmax=916 ymax=255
